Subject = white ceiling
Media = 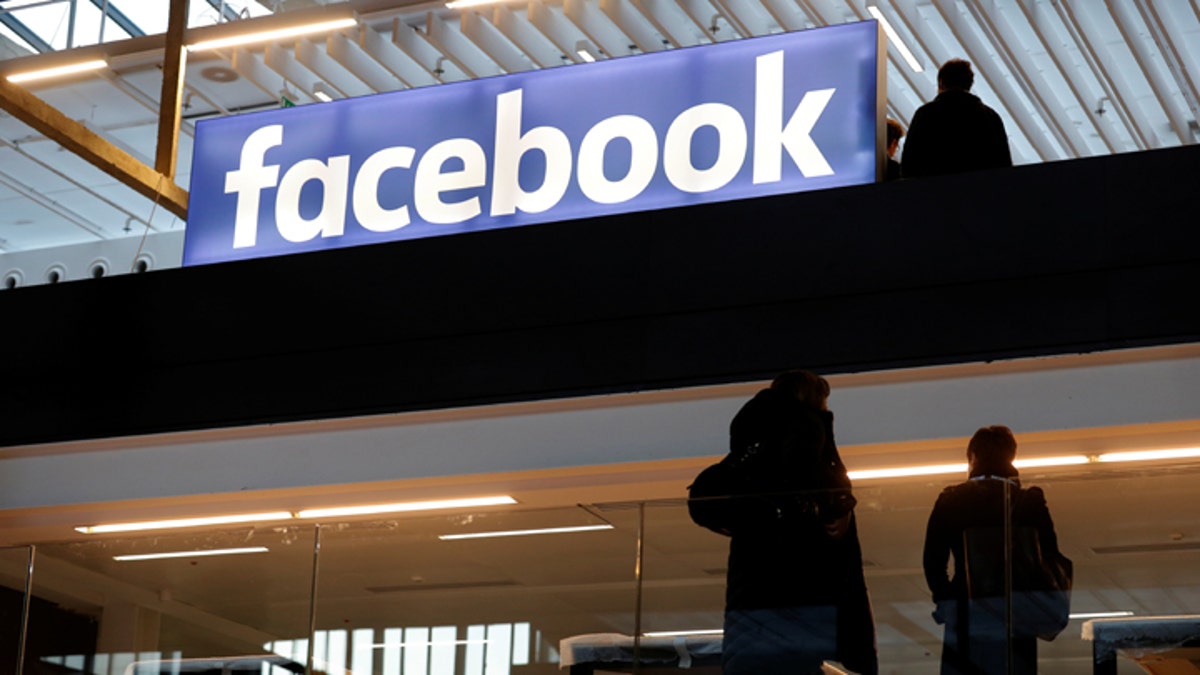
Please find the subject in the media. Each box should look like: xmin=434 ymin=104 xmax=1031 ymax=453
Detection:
xmin=0 ymin=0 xmax=1198 ymax=279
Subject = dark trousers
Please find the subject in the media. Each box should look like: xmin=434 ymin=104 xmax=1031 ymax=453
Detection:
xmin=940 ymin=599 xmax=1038 ymax=675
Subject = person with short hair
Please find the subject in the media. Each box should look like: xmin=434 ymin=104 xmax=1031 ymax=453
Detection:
xmin=901 ymin=58 xmax=1013 ymax=178
xmin=922 ymin=425 xmax=1064 ymax=674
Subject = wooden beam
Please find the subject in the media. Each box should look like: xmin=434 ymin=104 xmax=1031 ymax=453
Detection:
xmin=0 ymin=79 xmax=189 ymax=219
xmin=155 ymin=0 xmax=189 ymax=179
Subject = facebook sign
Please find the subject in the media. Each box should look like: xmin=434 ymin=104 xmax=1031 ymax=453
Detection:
xmin=183 ymin=21 xmax=883 ymax=266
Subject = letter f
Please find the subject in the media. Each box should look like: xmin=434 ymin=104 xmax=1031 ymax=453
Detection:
xmin=225 ymin=125 xmax=283 ymax=248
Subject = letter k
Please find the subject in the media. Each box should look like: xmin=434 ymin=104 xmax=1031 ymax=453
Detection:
xmin=753 ymin=51 xmax=835 ymax=183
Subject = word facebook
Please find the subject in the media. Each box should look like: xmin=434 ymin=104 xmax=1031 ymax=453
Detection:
xmin=225 ymin=52 xmax=832 ymax=249
xmin=184 ymin=21 xmax=879 ymax=265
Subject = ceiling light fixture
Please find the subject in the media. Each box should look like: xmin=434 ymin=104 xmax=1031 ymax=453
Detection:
xmin=444 ymin=0 xmax=502 ymax=9
xmin=438 ymin=524 xmax=613 ymax=540
xmin=866 ymin=6 xmax=923 ymax=73
xmin=643 ymin=629 xmax=724 ymax=637
xmin=296 ymin=495 xmax=517 ymax=519
xmin=187 ymin=17 xmax=358 ymax=52
xmin=6 ymin=59 xmax=107 ymax=83
xmin=848 ymin=463 xmax=966 ymax=481
xmin=848 ymin=446 xmax=1200 ymax=482
xmin=312 ymin=81 xmax=335 ymax=102
xmin=113 ymin=546 xmax=269 ymax=562
xmin=575 ymin=40 xmax=598 ymax=63
xmin=75 ymin=511 xmax=293 ymax=535
xmin=1013 ymin=455 xmax=1091 ymax=468
xmin=1098 ymin=447 xmax=1200 ymax=463
xmin=1069 ymin=611 xmax=1135 ymax=620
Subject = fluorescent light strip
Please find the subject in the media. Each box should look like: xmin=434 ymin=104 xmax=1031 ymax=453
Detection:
xmin=643 ymin=629 xmax=724 ymax=638
xmin=438 ymin=524 xmax=613 ymax=540
xmin=187 ymin=17 xmax=357 ymax=52
xmin=866 ymin=6 xmax=924 ymax=73
xmin=6 ymin=59 xmax=107 ymax=83
xmin=850 ymin=446 xmax=1200 ymax=481
xmin=1013 ymin=455 xmax=1091 ymax=468
xmin=75 ymin=511 xmax=293 ymax=534
xmin=1098 ymin=447 xmax=1200 ymax=463
xmin=445 ymin=0 xmax=501 ymax=9
xmin=113 ymin=546 xmax=269 ymax=562
xmin=1069 ymin=611 xmax=1135 ymax=620
xmin=296 ymin=495 xmax=516 ymax=519
xmin=849 ymin=463 xmax=966 ymax=481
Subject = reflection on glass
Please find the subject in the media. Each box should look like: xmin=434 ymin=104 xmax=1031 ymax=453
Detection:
xmin=312 ymin=506 xmax=632 ymax=675
xmin=25 ymin=525 xmax=316 ymax=675
xmin=1 ymin=545 xmax=34 ymax=675
xmin=6 ymin=458 xmax=1198 ymax=675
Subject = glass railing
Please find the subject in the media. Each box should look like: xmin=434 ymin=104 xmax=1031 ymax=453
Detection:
xmin=2 ymin=545 xmax=33 ymax=675
xmin=6 ymin=460 xmax=1200 ymax=674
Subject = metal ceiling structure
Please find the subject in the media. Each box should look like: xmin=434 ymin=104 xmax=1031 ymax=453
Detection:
xmin=0 ymin=0 xmax=1197 ymax=285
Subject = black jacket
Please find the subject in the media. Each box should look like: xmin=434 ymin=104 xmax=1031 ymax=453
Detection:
xmin=901 ymin=90 xmax=1013 ymax=178
xmin=923 ymin=476 xmax=1060 ymax=603
xmin=722 ymin=389 xmax=877 ymax=671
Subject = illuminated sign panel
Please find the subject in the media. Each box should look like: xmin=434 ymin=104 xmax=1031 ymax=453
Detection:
xmin=183 ymin=21 xmax=882 ymax=266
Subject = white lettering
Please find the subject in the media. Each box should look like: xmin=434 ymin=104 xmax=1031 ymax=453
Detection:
xmin=753 ymin=51 xmax=835 ymax=181
xmin=276 ymin=156 xmax=350 ymax=243
xmin=414 ymin=138 xmax=486 ymax=224
xmin=491 ymin=89 xmax=572 ymax=216
xmin=220 ymin=48 xmax=845 ymax=251
xmin=577 ymin=115 xmax=658 ymax=204
xmin=225 ymin=124 xmax=282 ymax=249
xmin=663 ymin=103 xmax=747 ymax=193
xmin=353 ymin=146 xmax=416 ymax=232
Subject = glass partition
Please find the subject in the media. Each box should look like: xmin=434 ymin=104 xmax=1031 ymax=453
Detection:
xmin=310 ymin=505 xmax=638 ymax=675
xmin=10 ymin=458 xmax=1200 ymax=675
xmin=24 ymin=524 xmax=316 ymax=675
xmin=2 ymin=546 xmax=33 ymax=675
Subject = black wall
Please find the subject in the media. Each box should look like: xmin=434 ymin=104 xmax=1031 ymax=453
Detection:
xmin=2 ymin=145 xmax=1198 ymax=447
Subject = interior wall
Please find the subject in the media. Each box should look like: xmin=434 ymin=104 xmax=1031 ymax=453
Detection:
xmin=2 ymin=147 xmax=1198 ymax=449
xmin=3 ymin=344 xmax=1198 ymax=517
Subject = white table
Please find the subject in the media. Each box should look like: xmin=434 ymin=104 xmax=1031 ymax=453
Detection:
xmin=1082 ymin=615 xmax=1200 ymax=674
xmin=559 ymin=633 xmax=723 ymax=674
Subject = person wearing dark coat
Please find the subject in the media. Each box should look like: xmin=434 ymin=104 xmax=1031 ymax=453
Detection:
xmin=901 ymin=59 xmax=1013 ymax=178
xmin=885 ymin=118 xmax=905 ymax=181
xmin=719 ymin=370 xmax=878 ymax=675
xmin=923 ymin=425 xmax=1063 ymax=675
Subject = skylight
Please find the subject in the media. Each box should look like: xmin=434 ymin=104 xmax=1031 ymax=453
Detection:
xmin=0 ymin=0 xmax=275 ymax=55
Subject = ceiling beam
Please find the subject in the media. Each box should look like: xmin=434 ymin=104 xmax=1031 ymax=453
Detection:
xmin=1105 ymin=0 xmax=1195 ymax=145
xmin=359 ymin=22 xmax=437 ymax=88
xmin=491 ymin=5 xmax=568 ymax=69
xmin=155 ymin=0 xmax=188 ymax=180
xmin=326 ymin=30 xmax=406 ymax=94
xmin=0 ymin=78 xmax=188 ymax=220
xmin=599 ymin=0 xmax=666 ymax=54
xmin=1054 ymin=0 xmax=1148 ymax=151
xmin=0 ymin=12 xmax=52 ymax=53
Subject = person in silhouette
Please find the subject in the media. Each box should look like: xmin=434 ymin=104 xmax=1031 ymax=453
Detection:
xmin=902 ymin=59 xmax=1012 ymax=177
xmin=923 ymin=425 xmax=1065 ymax=675
xmin=886 ymin=118 xmax=905 ymax=181
xmin=719 ymin=370 xmax=878 ymax=675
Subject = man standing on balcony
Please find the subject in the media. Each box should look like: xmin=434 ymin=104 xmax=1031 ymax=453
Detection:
xmin=901 ymin=59 xmax=1013 ymax=178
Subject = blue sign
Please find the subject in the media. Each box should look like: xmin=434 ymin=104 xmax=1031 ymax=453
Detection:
xmin=184 ymin=21 xmax=883 ymax=266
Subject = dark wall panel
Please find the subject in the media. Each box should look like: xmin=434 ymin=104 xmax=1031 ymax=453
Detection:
xmin=1 ymin=146 xmax=1197 ymax=446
